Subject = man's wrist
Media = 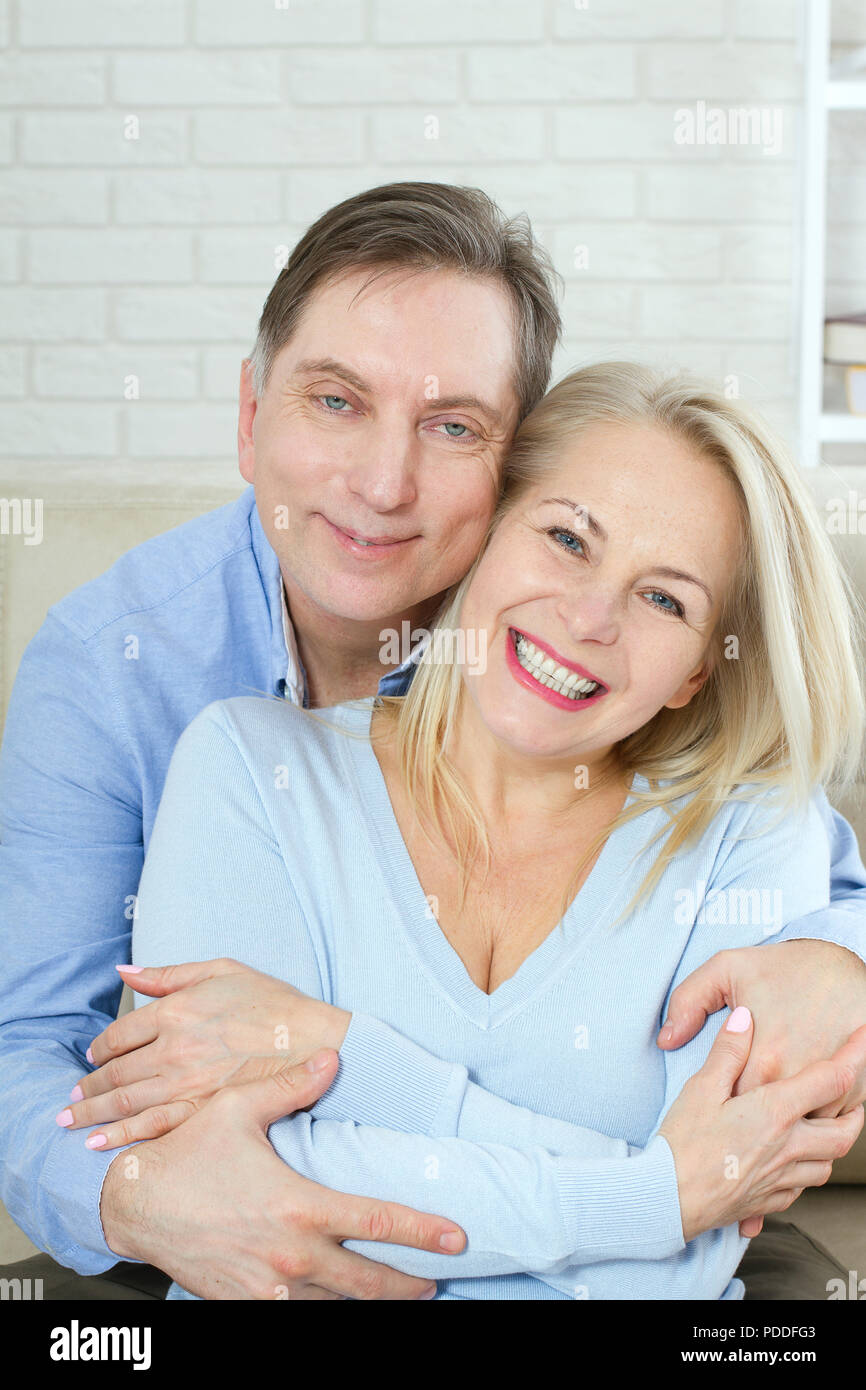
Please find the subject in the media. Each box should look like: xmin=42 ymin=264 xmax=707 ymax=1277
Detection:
xmin=323 ymin=1002 xmax=352 ymax=1052
xmin=99 ymin=1148 xmax=142 ymax=1261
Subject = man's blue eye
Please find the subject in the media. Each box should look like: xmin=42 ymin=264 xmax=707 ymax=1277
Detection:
xmin=442 ymin=422 xmax=467 ymax=437
xmin=322 ymin=395 xmax=349 ymax=411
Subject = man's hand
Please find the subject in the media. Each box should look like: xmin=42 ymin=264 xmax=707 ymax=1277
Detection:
xmin=61 ymin=958 xmax=350 ymax=1147
xmin=657 ymin=940 xmax=866 ymax=1239
xmin=657 ymin=941 xmax=866 ymax=1112
xmin=99 ymin=1049 xmax=465 ymax=1300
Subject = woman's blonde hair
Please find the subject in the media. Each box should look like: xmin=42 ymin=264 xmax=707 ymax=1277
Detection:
xmin=372 ymin=361 xmax=866 ymax=929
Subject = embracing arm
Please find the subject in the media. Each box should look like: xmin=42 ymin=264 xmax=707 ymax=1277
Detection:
xmin=0 ymin=615 xmax=143 ymax=1273
xmin=747 ymin=787 xmax=866 ymax=964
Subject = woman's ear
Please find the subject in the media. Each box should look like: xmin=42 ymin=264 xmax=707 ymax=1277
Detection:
xmin=664 ymin=657 xmax=713 ymax=710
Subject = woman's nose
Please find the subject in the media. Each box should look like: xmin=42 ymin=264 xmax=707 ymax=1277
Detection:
xmin=556 ymin=589 xmax=620 ymax=644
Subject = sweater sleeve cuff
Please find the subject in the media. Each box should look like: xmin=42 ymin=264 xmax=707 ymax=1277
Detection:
xmin=555 ymin=1132 xmax=686 ymax=1263
xmin=310 ymin=1010 xmax=469 ymax=1135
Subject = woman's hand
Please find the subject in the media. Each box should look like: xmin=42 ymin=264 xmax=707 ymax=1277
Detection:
xmin=57 ymin=957 xmax=352 ymax=1150
xmin=659 ymin=1006 xmax=866 ymax=1244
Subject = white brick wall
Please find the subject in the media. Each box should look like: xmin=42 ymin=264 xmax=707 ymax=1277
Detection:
xmin=0 ymin=0 xmax=863 ymax=478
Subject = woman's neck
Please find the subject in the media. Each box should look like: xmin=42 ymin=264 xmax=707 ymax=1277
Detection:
xmin=373 ymin=686 xmax=629 ymax=840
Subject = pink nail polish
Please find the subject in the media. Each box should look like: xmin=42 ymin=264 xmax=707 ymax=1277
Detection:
xmin=86 ymin=1047 xmax=94 ymax=1064
xmin=116 ymin=963 xmax=143 ymax=974
xmin=69 ymin=1084 xmax=83 ymax=1102
xmin=726 ymin=1005 xmax=752 ymax=1032
xmin=85 ymin=1134 xmax=107 ymax=1149
xmin=56 ymin=1109 xmax=73 ymax=1127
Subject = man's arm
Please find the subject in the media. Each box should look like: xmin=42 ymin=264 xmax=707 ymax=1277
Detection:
xmin=0 ymin=617 xmax=453 ymax=1300
xmin=0 ymin=614 xmax=143 ymax=1272
xmin=658 ymin=787 xmax=866 ymax=1110
xmin=765 ymin=787 xmax=866 ymax=963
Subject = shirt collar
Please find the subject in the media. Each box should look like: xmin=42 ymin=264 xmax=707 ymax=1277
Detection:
xmin=250 ymin=490 xmax=429 ymax=706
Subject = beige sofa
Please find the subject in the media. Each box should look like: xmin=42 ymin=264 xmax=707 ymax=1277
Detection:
xmin=1 ymin=470 xmax=865 ymax=1280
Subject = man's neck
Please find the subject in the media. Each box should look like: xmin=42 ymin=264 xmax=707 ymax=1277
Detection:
xmin=282 ymin=574 xmax=440 ymax=708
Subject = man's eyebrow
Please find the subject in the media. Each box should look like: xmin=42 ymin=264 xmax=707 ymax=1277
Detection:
xmin=290 ymin=357 xmax=505 ymax=429
xmin=539 ymin=496 xmax=714 ymax=604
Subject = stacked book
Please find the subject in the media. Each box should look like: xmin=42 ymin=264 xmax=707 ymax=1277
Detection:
xmin=825 ymin=313 xmax=866 ymax=414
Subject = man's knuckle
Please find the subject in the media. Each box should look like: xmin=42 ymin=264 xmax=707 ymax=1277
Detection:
xmin=210 ymin=1086 xmax=245 ymax=1120
xmin=271 ymin=1249 xmax=311 ymax=1283
xmin=280 ymin=1198 xmax=316 ymax=1236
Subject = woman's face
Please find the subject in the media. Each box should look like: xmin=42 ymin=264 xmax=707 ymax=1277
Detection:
xmin=458 ymin=419 xmax=745 ymax=766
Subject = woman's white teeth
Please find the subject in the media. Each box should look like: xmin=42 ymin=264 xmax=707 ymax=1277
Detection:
xmin=514 ymin=633 xmax=600 ymax=699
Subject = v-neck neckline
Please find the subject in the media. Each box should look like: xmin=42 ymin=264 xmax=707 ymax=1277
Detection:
xmin=335 ymin=700 xmax=659 ymax=1030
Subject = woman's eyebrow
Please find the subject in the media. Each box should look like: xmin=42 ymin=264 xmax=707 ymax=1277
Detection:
xmin=540 ymin=496 xmax=607 ymax=540
xmin=539 ymin=497 xmax=714 ymax=604
xmin=290 ymin=356 xmax=504 ymax=428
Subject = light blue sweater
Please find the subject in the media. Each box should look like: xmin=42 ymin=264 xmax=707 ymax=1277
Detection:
xmin=131 ymin=695 xmax=832 ymax=1301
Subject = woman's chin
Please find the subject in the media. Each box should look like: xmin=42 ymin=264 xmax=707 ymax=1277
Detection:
xmin=469 ymin=697 xmax=589 ymax=760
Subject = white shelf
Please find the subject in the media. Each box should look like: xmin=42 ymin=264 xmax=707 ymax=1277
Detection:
xmin=826 ymin=80 xmax=866 ymax=108
xmin=820 ymin=412 xmax=866 ymax=442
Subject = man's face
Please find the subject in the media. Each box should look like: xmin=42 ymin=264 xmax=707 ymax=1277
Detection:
xmin=238 ymin=265 xmax=522 ymax=624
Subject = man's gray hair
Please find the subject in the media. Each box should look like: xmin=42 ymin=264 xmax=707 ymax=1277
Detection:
xmin=247 ymin=181 xmax=563 ymax=425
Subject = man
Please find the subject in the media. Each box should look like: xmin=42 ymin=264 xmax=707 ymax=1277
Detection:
xmin=1 ymin=181 xmax=865 ymax=1301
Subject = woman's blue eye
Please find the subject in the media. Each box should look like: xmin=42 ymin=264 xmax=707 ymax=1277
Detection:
xmin=441 ymin=422 xmax=467 ymax=437
xmin=647 ymin=592 xmax=681 ymax=615
xmin=322 ymin=395 xmax=350 ymax=411
xmin=547 ymin=526 xmax=684 ymax=618
xmin=549 ymin=526 xmax=585 ymax=554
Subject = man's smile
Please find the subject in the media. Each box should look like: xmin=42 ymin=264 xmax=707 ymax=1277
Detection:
xmin=318 ymin=513 xmax=421 ymax=560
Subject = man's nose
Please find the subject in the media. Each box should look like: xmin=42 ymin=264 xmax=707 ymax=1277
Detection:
xmin=344 ymin=429 xmax=419 ymax=511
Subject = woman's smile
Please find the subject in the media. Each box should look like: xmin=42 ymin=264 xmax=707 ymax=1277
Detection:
xmin=505 ymin=626 xmax=609 ymax=711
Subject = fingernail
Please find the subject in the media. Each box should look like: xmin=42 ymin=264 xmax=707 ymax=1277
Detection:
xmin=116 ymin=963 xmax=143 ymax=974
xmin=726 ymin=1005 xmax=752 ymax=1032
xmin=86 ymin=1047 xmax=94 ymax=1065
xmin=420 ymin=1284 xmax=437 ymax=1299
xmin=55 ymin=1109 xmax=73 ymax=1127
xmin=439 ymin=1230 xmax=462 ymax=1252
xmin=85 ymin=1134 xmax=107 ymax=1149
xmin=660 ymin=1023 xmax=674 ymax=1044
xmin=69 ymin=1084 xmax=83 ymax=1102
xmin=305 ymin=1051 xmax=332 ymax=1072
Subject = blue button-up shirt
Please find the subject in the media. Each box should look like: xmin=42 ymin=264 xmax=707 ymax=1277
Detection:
xmin=0 ymin=483 xmax=864 ymax=1276
xmin=0 ymin=485 xmax=423 ymax=1273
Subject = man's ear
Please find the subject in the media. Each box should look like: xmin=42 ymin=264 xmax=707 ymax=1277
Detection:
xmin=238 ymin=358 xmax=257 ymax=485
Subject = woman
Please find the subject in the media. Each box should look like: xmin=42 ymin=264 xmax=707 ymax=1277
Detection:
xmin=66 ymin=363 xmax=866 ymax=1299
